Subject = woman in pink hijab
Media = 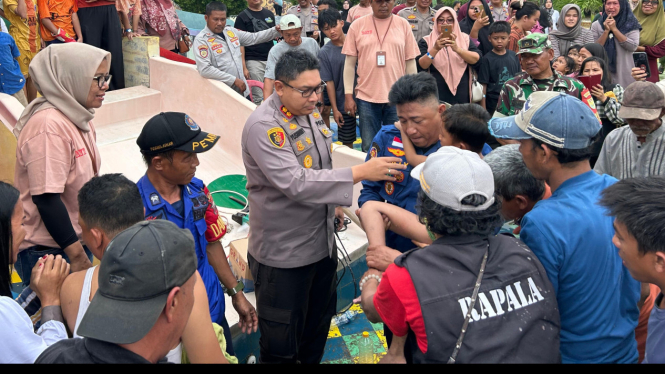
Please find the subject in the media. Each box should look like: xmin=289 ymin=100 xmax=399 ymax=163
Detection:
xmin=417 ymin=7 xmax=481 ymax=104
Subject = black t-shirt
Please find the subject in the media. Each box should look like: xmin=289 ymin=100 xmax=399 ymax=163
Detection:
xmin=478 ymin=50 xmax=521 ymax=101
xmin=233 ymin=8 xmax=276 ymax=61
xmin=36 ymin=338 xmax=165 ymax=363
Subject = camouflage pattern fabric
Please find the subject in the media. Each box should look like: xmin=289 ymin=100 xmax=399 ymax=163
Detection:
xmin=495 ymin=71 xmax=597 ymax=117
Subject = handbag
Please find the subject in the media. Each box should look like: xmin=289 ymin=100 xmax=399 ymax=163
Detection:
xmin=178 ymin=30 xmax=191 ymax=54
xmin=470 ymin=67 xmax=483 ymax=103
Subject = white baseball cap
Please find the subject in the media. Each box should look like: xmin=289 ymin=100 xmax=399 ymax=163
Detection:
xmin=279 ymin=14 xmax=302 ymax=30
xmin=410 ymin=147 xmax=495 ymax=212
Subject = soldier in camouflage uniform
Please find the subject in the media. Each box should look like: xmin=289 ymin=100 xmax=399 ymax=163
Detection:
xmin=493 ymin=33 xmax=598 ymax=119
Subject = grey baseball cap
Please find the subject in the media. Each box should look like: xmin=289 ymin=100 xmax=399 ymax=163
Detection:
xmin=77 ymin=220 xmax=197 ymax=345
xmin=619 ymin=81 xmax=665 ymax=120
xmin=410 ymin=147 xmax=495 ymax=212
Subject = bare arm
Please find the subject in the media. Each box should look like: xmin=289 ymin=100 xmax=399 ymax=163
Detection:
xmin=40 ymin=18 xmax=59 ymax=36
xmin=263 ymin=78 xmax=274 ymax=99
xmin=360 ymin=272 xmax=382 ymax=323
xmin=360 ymin=201 xmax=431 ymax=245
xmin=206 ymin=240 xmax=257 ymax=334
xmin=16 ymin=0 xmax=28 ymax=19
xmin=119 ymin=11 xmax=131 ymax=30
xmin=71 ymin=12 xmax=83 ymax=42
xmin=132 ymin=13 xmax=141 ymax=32
xmin=398 ymin=125 xmax=427 ymax=167
xmin=180 ymin=271 xmax=229 ymax=363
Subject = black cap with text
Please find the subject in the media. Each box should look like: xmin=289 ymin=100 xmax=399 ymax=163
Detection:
xmin=137 ymin=112 xmax=220 ymax=155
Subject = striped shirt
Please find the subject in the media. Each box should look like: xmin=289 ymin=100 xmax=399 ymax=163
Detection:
xmin=594 ymin=125 xmax=665 ymax=179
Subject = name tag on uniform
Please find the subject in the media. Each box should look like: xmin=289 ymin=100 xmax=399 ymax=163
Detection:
xmin=377 ymin=51 xmax=386 ymax=67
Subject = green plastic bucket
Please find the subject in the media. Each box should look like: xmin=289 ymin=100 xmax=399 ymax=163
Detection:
xmin=207 ymin=174 xmax=248 ymax=210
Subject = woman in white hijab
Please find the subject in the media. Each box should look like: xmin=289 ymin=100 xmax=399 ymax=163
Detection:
xmin=13 ymin=43 xmax=110 ymax=283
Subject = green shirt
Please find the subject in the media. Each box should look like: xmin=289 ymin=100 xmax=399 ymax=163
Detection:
xmin=495 ymin=71 xmax=597 ymax=117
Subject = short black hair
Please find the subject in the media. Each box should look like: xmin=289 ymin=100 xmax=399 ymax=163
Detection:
xmin=206 ymin=1 xmax=227 ymax=15
xmin=275 ymin=49 xmax=320 ymax=83
xmin=556 ymin=55 xmax=576 ymax=75
xmin=442 ymin=104 xmax=490 ymax=153
xmin=599 ymin=177 xmax=665 ymax=255
xmin=417 ymin=191 xmax=503 ymax=237
xmin=142 ymin=149 xmax=177 ymax=167
xmin=319 ymin=8 xmax=342 ymax=30
xmin=489 ymin=21 xmax=511 ymax=35
xmin=388 ymin=72 xmax=439 ymax=106
xmin=531 ymin=135 xmax=598 ymax=165
xmin=511 ymin=1 xmax=539 ymax=20
xmin=318 ymin=0 xmax=339 ymax=9
xmin=78 ymin=174 xmax=145 ymax=238
xmin=566 ymin=44 xmax=582 ymax=55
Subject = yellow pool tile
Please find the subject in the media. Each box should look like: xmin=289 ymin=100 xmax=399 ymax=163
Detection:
xmin=328 ymin=324 xmax=342 ymax=338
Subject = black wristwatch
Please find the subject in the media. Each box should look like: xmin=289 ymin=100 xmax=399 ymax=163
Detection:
xmin=226 ymin=281 xmax=245 ymax=296
xmin=125 ymin=28 xmax=133 ymax=33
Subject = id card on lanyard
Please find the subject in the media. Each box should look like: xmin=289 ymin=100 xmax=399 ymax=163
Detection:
xmin=372 ymin=15 xmax=393 ymax=68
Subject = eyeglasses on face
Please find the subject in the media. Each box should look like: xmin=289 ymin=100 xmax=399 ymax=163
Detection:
xmin=279 ymin=80 xmax=327 ymax=98
xmin=643 ymin=0 xmax=659 ymax=4
xmin=92 ymin=74 xmax=112 ymax=88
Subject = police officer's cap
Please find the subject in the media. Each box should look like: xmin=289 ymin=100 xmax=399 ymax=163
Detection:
xmin=137 ymin=112 xmax=220 ymax=155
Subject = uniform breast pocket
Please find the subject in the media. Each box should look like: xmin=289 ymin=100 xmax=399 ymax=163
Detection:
xmin=409 ymin=20 xmax=418 ymax=31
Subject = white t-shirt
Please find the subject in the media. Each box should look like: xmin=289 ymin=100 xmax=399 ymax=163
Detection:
xmin=0 ymin=296 xmax=68 ymax=363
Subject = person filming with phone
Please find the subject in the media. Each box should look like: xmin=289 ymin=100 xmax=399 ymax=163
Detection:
xmin=591 ymin=0 xmax=640 ymax=88
xmin=417 ymin=6 xmax=481 ymax=104
xmin=633 ymin=0 xmax=665 ymax=84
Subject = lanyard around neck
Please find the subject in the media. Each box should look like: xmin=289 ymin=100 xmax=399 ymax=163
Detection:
xmin=372 ymin=14 xmax=394 ymax=50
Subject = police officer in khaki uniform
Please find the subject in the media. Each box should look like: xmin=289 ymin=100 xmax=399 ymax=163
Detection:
xmin=286 ymin=0 xmax=320 ymax=41
xmin=397 ymin=0 xmax=435 ymax=42
xmin=241 ymin=49 xmax=405 ymax=364
xmin=194 ymin=1 xmax=280 ymax=98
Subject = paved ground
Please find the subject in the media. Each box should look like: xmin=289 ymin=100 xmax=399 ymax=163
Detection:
xmin=322 ymin=304 xmax=388 ymax=364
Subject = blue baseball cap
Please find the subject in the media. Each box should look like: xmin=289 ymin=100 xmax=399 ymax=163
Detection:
xmin=488 ymin=91 xmax=601 ymax=149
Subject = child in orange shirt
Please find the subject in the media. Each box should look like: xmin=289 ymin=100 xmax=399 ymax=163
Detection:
xmin=37 ymin=0 xmax=82 ymax=45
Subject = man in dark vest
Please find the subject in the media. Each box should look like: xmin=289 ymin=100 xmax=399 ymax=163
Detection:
xmin=359 ymin=146 xmax=561 ymax=363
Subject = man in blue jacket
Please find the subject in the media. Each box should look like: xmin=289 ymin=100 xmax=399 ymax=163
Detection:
xmin=136 ymin=112 xmax=258 ymax=356
xmin=490 ymin=91 xmax=641 ymax=363
xmin=358 ymin=73 xmax=442 ymax=265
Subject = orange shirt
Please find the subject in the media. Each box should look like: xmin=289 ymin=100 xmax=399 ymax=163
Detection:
xmin=4 ymin=0 xmax=41 ymax=52
xmin=37 ymin=0 xmax=78 ymax=42
xmin=342 ymin=14 xmax=420 ymax=103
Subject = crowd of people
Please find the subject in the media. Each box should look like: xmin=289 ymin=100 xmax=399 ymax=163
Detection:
xmin=4 ymin=0 xmax=665 ymax=365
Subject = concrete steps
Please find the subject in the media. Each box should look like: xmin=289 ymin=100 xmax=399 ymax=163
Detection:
xmin=94 ymin=85 xmax=162 ymax=128
xmin=94 ymin=85 xmax=163 ymax=181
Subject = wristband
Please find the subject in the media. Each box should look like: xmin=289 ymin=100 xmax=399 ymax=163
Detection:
xmin=426 ymin=51 xmax=434 ymax=59
xmin=359 ymin=274 xmax=381 ymax=292
xmin=125 ymin=28 xmax=133 ymax=33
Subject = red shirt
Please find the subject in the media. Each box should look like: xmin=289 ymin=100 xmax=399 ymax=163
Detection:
xmin=373 ymin=263 xmax=428 ymax=352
